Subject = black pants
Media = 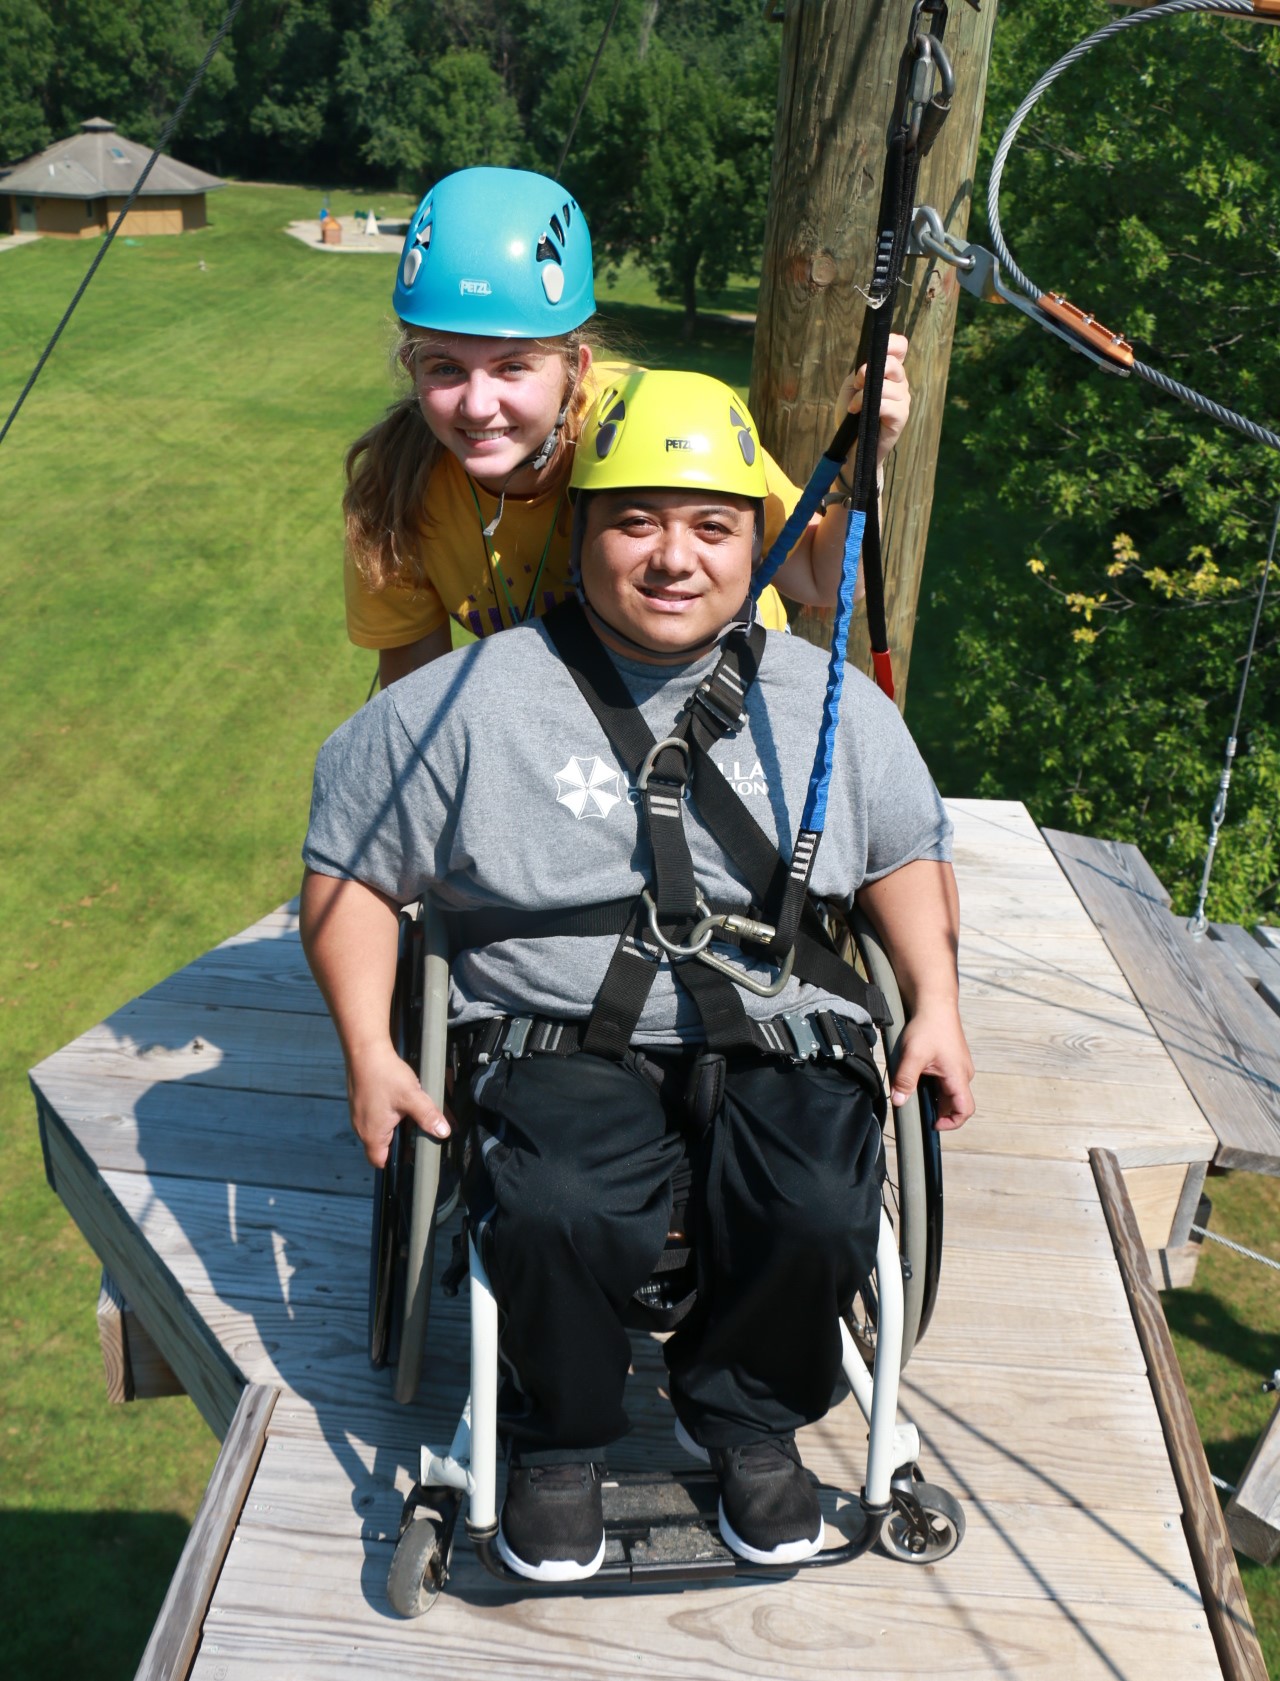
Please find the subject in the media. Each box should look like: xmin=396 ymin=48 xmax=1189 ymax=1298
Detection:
xmin=460 ymin=1048 xmax=884 ymax=1461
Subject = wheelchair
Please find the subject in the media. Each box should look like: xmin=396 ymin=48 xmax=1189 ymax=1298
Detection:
xmin=368 ymin=901 xmax=961 ymax=1615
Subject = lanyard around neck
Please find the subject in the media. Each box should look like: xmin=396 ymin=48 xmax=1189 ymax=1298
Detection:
xmin=467 ymin=478 xmax=565 ymax=631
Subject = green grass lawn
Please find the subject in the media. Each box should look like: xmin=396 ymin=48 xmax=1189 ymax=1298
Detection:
xmin=1 ymin=184 xmax=1275 ymax=1676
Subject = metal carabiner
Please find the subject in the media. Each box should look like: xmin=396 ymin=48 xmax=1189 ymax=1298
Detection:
xmin=695 ymin=942 xmax=797 ymax=999
xmin=642 ymin=889 xmax=715 ymax=958
xmin=907 ymin=34 xmax=955 ymax=150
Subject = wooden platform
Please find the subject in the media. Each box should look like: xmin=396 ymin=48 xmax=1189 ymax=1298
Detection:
xmin=30 ymin=799 xmax=1262 ymax=1678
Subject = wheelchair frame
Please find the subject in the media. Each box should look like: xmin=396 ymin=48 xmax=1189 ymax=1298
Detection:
xmin=369 ymin=902 xmax=960 ymax=1613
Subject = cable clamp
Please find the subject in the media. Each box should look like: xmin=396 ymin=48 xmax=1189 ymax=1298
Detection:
xmin=955 ymin=245 xmax=1133 ymax=378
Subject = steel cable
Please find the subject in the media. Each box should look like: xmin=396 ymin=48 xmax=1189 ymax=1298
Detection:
xmin=0 ymin=0 xmax=244 ymax=451
xmin=985 ymin=0 xmax=1280 ymax=451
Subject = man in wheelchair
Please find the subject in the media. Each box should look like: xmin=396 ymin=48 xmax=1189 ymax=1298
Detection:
xmin=301 ymin=370 xmax=974 ymax=1584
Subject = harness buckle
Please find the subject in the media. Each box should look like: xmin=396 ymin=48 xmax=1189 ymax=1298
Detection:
xmin=688 ymin=675 xmax=747 ymax=733
xmin=781 ymin=1010 xmax=822 ymax=1062
xmin=503 ymin=1016 xmax=534 ymax=1059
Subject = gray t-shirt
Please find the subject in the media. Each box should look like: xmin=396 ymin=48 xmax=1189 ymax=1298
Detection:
xmin=303 ymin=618 xmax=950 ymax=1043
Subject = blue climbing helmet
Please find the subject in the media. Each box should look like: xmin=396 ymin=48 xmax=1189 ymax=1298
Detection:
xmin=393 ymin=167 xmax=595 ymax=338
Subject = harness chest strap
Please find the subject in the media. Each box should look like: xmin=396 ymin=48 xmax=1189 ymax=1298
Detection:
xmin=533 ymin=601 xmax=890 ymax=1052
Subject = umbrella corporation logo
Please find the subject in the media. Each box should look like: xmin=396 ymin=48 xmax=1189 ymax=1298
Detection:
xmin=553 ymin=755 xmax=768 ymax=819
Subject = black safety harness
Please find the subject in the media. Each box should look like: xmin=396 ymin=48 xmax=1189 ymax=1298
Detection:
xmin=446 ymin=599 xmax=889 ymax=1074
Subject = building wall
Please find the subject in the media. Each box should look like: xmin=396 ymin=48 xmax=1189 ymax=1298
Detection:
xmin=35 ymin=196 xmax=102 ymax=237
xmin=23 ymin=193 xmax=206 ymax=238
xmin=106 ymin=195 xmax=204 ymax=236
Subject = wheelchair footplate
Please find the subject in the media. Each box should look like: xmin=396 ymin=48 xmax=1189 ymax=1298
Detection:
xmin=391 ymin=1467 xmax=886 ymax=1612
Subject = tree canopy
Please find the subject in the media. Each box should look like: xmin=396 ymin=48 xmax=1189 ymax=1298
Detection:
xmin=932 ymin=0 xmax=1280 ymax=923
xmin=0 ymin=0 xmax=779 ymax=327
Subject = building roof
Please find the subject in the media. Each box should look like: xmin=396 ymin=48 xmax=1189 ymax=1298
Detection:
xmin=1 ymin=117 xmax=223 ymax=200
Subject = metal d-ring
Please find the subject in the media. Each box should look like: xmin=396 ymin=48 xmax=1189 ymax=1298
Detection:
xmin=642 ymin=889 xmax=715 ymax=958
xmin=696 ymin=942 xmax=797 ymax=999
xmin=637 ymin=736 xmax=691 ymax=792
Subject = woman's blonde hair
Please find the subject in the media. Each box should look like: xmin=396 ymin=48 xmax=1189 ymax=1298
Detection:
xmin=344 ymin=321 xmax=597 ymax=593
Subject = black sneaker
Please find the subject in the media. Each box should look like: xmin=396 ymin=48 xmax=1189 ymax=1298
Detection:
xmin=710 ymin=1436 xmax=824 ymax=1564
xmin=496 ymin=1460 xmax=606 ymax=1582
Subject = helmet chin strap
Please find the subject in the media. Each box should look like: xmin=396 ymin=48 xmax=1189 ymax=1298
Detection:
xmin=480 ymin=398 xmax=571 ymax=539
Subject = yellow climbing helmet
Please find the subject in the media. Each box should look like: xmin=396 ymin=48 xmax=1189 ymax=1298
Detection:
xmin=571 ymin=369 xmax=768 ymax=500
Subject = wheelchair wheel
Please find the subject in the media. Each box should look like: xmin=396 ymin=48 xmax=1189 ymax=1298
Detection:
xmin=393 ymin=901 xmax=450 ymax=1405
xmin=368 ymin=909 xmax=424 ymax=1371
xmin=387 ymin=1514 xmax=451 ymax=1617
xmin=878 ymin=1480 xmax=965 ymax=1564
xmin=846 ymin=906 xmax=944 ymax=1366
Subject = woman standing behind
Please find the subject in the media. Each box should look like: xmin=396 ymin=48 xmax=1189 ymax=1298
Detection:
xmin=344 ymin=167 xmax=911 ymax=689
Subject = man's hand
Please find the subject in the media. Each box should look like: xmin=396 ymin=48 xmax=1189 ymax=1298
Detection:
xmin=838 ymin=333 xmax=911 ymax=467
xmin=888 ymin=1004 xmax=975 ymax=1132
xmin=347 ymin=1038 xmax=450 ymax=1169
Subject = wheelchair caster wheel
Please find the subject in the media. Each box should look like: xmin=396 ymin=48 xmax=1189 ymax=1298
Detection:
xmin=878 ymin=1480 xmax=965 ymax=1564
xmin=387 ymin=1515 xmax=451 ymax=1617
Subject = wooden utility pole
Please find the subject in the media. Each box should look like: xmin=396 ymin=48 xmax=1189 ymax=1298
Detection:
xmin=751 ymin=0 xmax=999 ymax=712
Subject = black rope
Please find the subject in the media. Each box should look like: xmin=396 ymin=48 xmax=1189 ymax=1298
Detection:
xmin=0 ymin=0 xmax=245 ymax=451
xmin=555 ymin=0 xmax=626 ymax=176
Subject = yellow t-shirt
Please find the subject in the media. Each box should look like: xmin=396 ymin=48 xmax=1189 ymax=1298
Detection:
xmin=344 ymin=362 xmax=800 ymax=648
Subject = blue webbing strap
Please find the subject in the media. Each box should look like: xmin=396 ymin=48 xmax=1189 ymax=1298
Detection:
xmin=802 ymin=506 xmax=867 ymax=834
xmin=752 ymin=413 xmax=859 ymax=601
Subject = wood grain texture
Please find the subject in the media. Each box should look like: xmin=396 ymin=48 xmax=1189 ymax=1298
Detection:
xmin=241 ymin=1430 xmax=1195 ymax=1613
xmin=1120 ymin=1163 xmax=1195 ymax=1253
xmin=101 ymin=1169 xmax=368 ymax=1310
xmin=1045 ymin=830 xmax=1280 ymax=1174
xmin=135 ymin=1384 xmax=277 ymax=1681
xmin=1226 ymin=1400 xmax=1280 ymax=1566
xmin=30 ymin=1063 xmax=361 ymax=1193
xmin=98 ymin=1267 xmax=185 ymax=1402
xmin=1091 ymin=1149 xmax=1268 ymax=1681
xmin=97 ymin=1268 xmax=131 ymax=1403
xmin=750 ymin=1 xmax=999 ymax=710
xmin=190 ymin=1525 xmax=1221 ymax=1681
xmin=1209 ymin=923 xmax=1280 ymax=1016
xmin=36 ymin=1102 xmax=241 ymax=1436
xmin=37 ymin=996 xmax=345 ymax=1098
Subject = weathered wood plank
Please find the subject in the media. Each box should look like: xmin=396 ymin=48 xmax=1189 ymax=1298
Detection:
xmin=952 ymin=1072 xmax=1216 ymax=1167
xmin=263 ymin=1352 xmax=1186 ymax=1515
xmin=37 ymin=996 xmax=346 ymax=1099
xmin=30 ymin=1063 xmax=362 ymax=1193
xmin=142 ymin=941 xmax=328 ymax=1018
xmin=1091 ymin=1148 xmax=1267 ymax=1681
xmin=97 ymin=1267 xmax=132 ymax=1403
xmin=191 ymin=1526 xmax=1221 ymax=1681
xmin=98 ymin=1267 xmax=184 ymax=1402
xmin=960 ymin=998 xmax=1192 ymax=1081
xmin=1045 ymin=829 xmax=1280 ymax=1175
xmin=1209 ymin=923 xmax=1280 ymax=1017
xmin=1121 ymin=1163 xmax=1196 ymax=1253
xmin=240 ymin=1432 xmax=1194 ymax=1612
xmin=102 ymin=1170 xmax=368 ymax=1310
xmin=36 ymin=1100 xmax=242 ymax=1436
xmin=957 ymin=963 xmax=1150 ymax=1014
xmin=1226 ymin=1399 xmax=1280 ymax=1566
xmin=135 ymin=1384 xmax=277 ymax=1681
